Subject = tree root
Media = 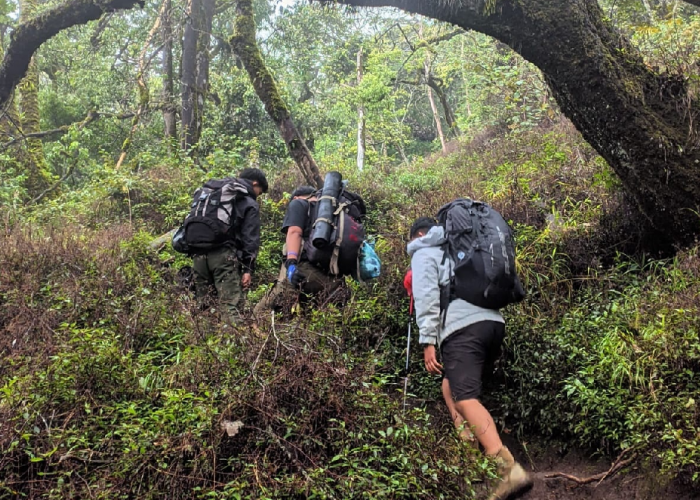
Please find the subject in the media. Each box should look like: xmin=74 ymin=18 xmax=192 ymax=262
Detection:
xmin=544 ymin=448 xmax=637 ymax=487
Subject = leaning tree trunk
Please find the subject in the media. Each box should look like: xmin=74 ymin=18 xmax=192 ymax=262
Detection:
xmin=18 ymin=0 xmax=53 ymax=195
xmin=333 ymin=0 xmax=700 ymax=246
xmin=230 ymin=0 xmax=323 ymax=188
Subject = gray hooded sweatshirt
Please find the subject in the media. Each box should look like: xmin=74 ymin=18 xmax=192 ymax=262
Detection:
xmin=407 ymin=225 xmax=504 ymax=347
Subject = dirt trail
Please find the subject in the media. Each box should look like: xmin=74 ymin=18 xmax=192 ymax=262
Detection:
xmin=507 ymin=445 xmax=700 ymax=500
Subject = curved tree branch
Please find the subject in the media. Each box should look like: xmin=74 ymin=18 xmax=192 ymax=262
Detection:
xmin=0 ymin=0 xmax=145 ymax=109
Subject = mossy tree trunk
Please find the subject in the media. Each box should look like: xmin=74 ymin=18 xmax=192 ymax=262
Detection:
xmin=334 ymin=0 xmax=700 ymax=245
xmin=18 ymin=0 xmax=51 ymax=194
xmin=231 ymin=0 xmax=323 ymax=188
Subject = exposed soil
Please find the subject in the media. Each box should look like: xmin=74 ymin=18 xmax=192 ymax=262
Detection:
xmin=499 ymin=441 xmax=700 ymax=500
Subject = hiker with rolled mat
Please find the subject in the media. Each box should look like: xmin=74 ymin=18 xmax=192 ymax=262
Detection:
xmin=406 ymin=201 xmax=531 ymax=500
xmin=254 ymin=172 xmax=379 ymax=317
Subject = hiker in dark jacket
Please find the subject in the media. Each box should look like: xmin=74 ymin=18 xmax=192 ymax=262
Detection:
xmin=193 ymin=168 xmax=268 ymax=324
xmin=407 ymin=216 xmax=532 ymax=500
xmin=253 ymin=185 xmax=342 ymax=317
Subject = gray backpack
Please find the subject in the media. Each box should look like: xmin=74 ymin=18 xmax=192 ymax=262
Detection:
xmin=437 ymin=198 xmax=525 ymax=310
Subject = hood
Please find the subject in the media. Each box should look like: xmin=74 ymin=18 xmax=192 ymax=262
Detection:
xmin=235 ymin=177 xmax=257 ymax=199
xmin=407 ymin=225 xmax=445 ymax=256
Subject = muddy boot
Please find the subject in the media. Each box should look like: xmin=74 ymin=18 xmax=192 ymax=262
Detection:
xmin=487 ymin=446 xmax=533 ymax=500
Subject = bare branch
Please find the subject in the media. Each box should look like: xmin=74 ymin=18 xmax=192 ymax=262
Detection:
xmin=545 ymin=450 xmax=637 ymax=486
xmin=1 ymin=110 xmax=135 ymax=150
xmin=30 ymin=165 xmax=75 ymax=204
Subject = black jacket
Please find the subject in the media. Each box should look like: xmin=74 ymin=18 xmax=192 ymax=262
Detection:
xmin=229 ymin=177 xmax=260 ymax=273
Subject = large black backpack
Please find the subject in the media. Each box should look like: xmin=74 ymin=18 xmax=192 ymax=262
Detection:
xmin=303 ymin=190 xmax=366 ymax=277
xmin=180 ymin=178 xmax=250 ymax=253
xmin=437 ymin=198 xmax=525 ymax=310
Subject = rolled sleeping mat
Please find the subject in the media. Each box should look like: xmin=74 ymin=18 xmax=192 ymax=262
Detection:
xmin=311 ymin=171 xmax=343 ymax=249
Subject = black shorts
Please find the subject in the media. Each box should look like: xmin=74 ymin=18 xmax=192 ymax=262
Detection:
xmin=441 ymin=321 xmax=505 ymax=402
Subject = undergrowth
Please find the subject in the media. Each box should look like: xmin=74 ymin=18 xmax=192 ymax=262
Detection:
xmin=1 ymin=119 xmax=699 ymax=497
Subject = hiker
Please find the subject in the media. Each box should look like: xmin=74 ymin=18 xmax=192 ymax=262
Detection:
xmin=407 ymin=215 xmax=531 ymax=500
xmin=254 ymin=172 xmax=371 ymax=317
xmin=185 ymin=168 xmax=268 ymax=324
xmin=403 ymin=269 xmax=474 ymax=442
xmin=253 ymin=185 xmax=342 ymax=316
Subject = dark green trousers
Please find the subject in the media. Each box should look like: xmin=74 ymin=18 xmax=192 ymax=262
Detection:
xmin=192 ymin=246 xmax=243 ymax=323
xmin=253 ymin=260 xmax=342 ymax=317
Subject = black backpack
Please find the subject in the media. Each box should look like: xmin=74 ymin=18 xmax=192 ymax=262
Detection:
xmin=177 ymin=178 xmax=250 ymax=253
xmin=303 ymin=190 xmax=366 ymax=277
xmin=437 ymin=198 xmax=525 ymax=310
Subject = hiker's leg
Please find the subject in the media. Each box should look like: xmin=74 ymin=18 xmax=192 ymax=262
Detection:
xmin=253 ymin=263 xmax=288 ymax=318
xmin=442 ymin=378 xmax=474 ymax=442
xmin=444 ymin=322 xmax=531 ymax=500
xmin=298 ymin=261 xmax=342 ymax=302
xmin=441 ymin=321 xmax=505 ymax=455
xmin=454 ymin=399 xmax=501 ymax=454
xmin=210 ymin=247 xmax=243 ymax=324
xmin=192 ymin=253 xmax=215 ymax=310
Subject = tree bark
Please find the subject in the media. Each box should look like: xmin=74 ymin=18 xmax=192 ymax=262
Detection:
xmin=357 ymin=47 xmax=366 ymax=171
xmin=230 ymin=0 xmax=323 ymax=188
xmin=0 ymin=44 xmax=20 ymax=143
xmin=332 ymin=0 xmax=700 ymax=245
xmin=181 ymin=0 xmax=214 ymax=152
xmin=194 ymin=0 xmax=215 ymax=149
xmin=161 ymin=0 xmax=177 ymax=141
xmin=0 ymin=0 xmax=144 ymax=110
xmin=181 ymin=0 xmax=197 ymax=150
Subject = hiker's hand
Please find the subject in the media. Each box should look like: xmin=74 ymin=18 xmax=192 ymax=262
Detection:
xmin=286 ymin=259 xmax=306 ymax=287
xmin=241 ymin=273 xmax=252 ymax=289
xmin=424 ymin=345 xmax=442 ymax=375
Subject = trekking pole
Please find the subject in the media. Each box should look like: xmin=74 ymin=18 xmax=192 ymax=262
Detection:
xmin=402 ymin=296 xmax=413 ymax=412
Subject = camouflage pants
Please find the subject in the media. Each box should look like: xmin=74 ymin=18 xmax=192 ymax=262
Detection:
xmin=192 ymin=246 xmax=243 ymax=324
xmin=253 ymin=260 xmax=343 ymax=318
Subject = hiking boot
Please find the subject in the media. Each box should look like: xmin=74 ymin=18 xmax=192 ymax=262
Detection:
xmin=487 ymin=447 xmax=533 ymax=500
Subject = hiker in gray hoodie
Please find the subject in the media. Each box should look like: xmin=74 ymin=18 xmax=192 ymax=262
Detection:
xmin=407 ymin=216 xmax=532 ymax=500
